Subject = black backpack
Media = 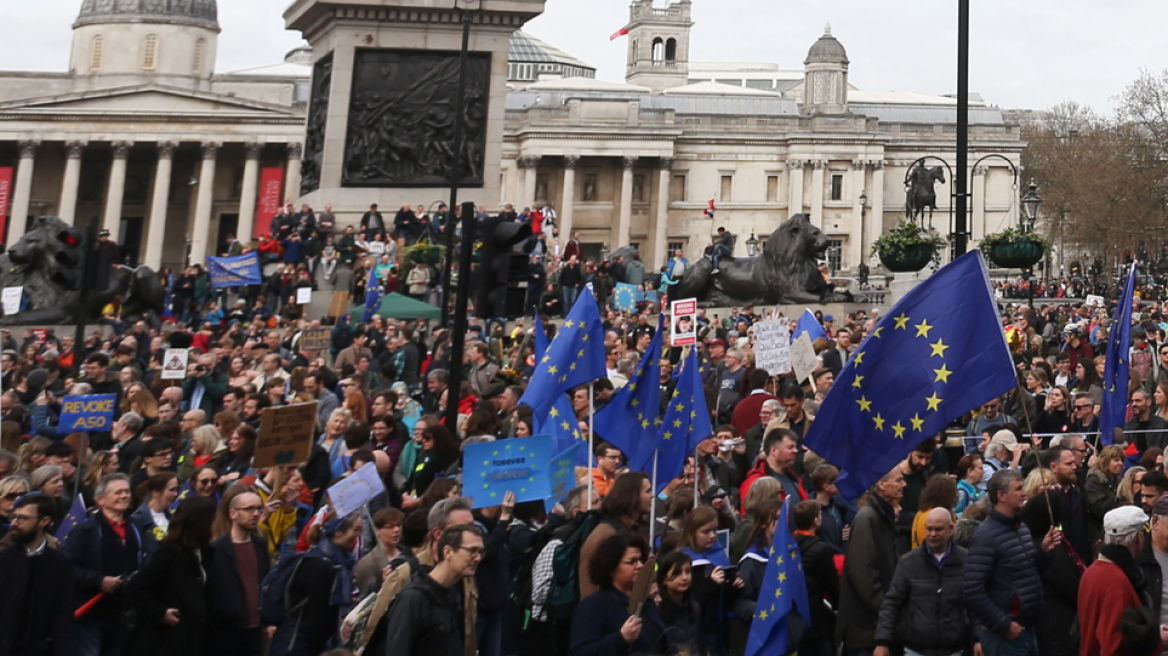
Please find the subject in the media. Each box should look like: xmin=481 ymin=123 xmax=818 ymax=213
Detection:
xmin=509 ymin=519 xmax=562 ymax=612
xmin=258 ymin=551 xmax=335 ymax=627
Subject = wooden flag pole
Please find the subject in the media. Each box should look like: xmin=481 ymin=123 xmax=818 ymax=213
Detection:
xmin=1016 ymin=385 xmax=1056 ymax=526
xmin=587 ymin=384 xmax=595 ymax=510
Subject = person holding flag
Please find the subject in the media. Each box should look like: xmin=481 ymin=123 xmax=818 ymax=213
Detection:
xmin=742 ymin=497 xmax=811 ymax=656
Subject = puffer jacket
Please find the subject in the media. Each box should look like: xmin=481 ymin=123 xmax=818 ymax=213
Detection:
xmin=876 ymin=542 xmax=977 ymax=656
xmin=963 ymin=508 xmax=1049 ymax=636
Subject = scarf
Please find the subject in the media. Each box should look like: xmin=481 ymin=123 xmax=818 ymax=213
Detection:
xmin=315 ymin=534 xmax=356 ymax=607
xmin=682 ymin=543 xmax=731 ymax=569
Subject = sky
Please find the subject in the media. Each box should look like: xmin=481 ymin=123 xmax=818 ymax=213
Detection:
xmin=3 ymin=0 xmax=1167 ymax=113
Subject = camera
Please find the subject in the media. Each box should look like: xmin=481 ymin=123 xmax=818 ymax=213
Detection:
xmin=702 ymin=485 xmax=727 ymax=504
xmin=194 ymin=365 xmax=207 ymax=374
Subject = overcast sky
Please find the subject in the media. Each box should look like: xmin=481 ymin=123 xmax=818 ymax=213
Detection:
xmin=4 ymin=0 xmax=1166 ymax=112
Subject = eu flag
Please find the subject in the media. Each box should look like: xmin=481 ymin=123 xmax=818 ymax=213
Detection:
xmin=613 ymin=283 xmax=642 ymax=312
xmin=56 ymin=495 xmax=87 ymax=542
xmin=744 ymin=499 xmax=811 ymax=656
xmin=169 ymin=481 xmax=195 ymax=512
xmin=519 ymin=284 xmax=606 ymax=420
xmin=530 ymin=313 xmax=590 ymax=465
xmin=803 ymin=251 xmax=1016 ymax=499
xmin=791 ymin=308 xmax=827 ymax=344
xmin=594 ymin=315 xmax=664 ymax=471
xmin=362 ymin=280 xmax=384 ymax=324
xmin=1101 ymin=262 xmax=1138 ymax=445
xmin=653 ymin=347 xmax=714 ymax=492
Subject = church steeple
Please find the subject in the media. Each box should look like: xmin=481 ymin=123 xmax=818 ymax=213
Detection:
xmin=624 ymin=0 xmax=693 ymax=92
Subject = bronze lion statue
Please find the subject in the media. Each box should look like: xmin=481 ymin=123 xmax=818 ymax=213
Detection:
xmin=673 ymin=213 xmax=845 ymax=306
xmin=0 ymin=216 xmax=164 ymax=326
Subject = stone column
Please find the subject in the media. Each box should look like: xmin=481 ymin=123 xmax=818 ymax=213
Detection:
xmin=849 ymin=159 xmax=866 ymax=270
xmin=143 ymin=142 xmax=176 ymax=270
xmin=560 ymin=156 xmax=578 ymax=255
xmin=519 ymin=157 xmax=538 ymax=211
xmin=615 ymin=156 xmax=636 ymax=249
xmin=653 ymin=159 xmax=672 ymax=269
xmin=868 ymin=161 xmax=885 ymax=263
xmin=238 ymin=143 xmax=262 ymax=243
xmin=972 ymin=165 xmax=987 ymax=243
xmin=102 ymin=141 xmax=132 ymax=237
xmin=809 ymin=160 xmax=826 ymax=229
xmin=284 ymin=143 xmax=302 ymax=204
xmin=8 ymin=141 xmax=39 ymax=243
xmin=58 ymin=141 xmax=86 ymax=225
xmin=787 ymin=159 xmax=805 ymax=217
xmin=189 ymin=142 xmax=219 ymax=265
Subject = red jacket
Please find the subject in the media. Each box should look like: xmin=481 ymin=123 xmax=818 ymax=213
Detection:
xmin=739 ymin=460 xmax=807 ymax=513
xmin=731 ymin=391 xmax=778 ymax=437
xmin=1078 ymin=554 xmax=1163 ymax=656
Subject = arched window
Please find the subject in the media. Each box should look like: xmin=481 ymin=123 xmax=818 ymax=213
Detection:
xmin=651 ymin=38 xmax=664 ymax=65
xmin=192 ymin=38 xmax=206 ymax=75
xmin=665 ymin=38 xmax=677 ymax=62
xmin=90 ymin=34 xmax=103 ymax=71
xmin=142 ymin=34 xmax=158 ymax=70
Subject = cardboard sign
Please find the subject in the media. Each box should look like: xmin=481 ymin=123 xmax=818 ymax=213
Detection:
xmin=671 ymin=298 xmax=698 ymax=346
xmin=628 ymin=554 xmax=657 ymax=617
xmin=329 ymin=291 xmax=350 ymax=319
xmin=161 ymin=348 xmax=189 ymax=380
xmin=1 ymin=287 xmax=21 ymax=316
xmin=328 ymin=461 xmax=386 ymax=517
xmin=253 ymin=401 xmax=319 ymax=468
xmin=296 ymin=287 xmax=313 ymax=305
xmin=300 ymin=328 xmax=331 ymax=352
xmin=58 ymin=394 xmax=117 ymax=433
xmin=1086 ymin=294 xmax=1105 ymax=308
xmin=791 ymin=332 xmax=819 ymax=384
xmin=752 ymin=320 xmax=791 ymax=376
xmin=463 ymin=435 xmax=553 ymax=509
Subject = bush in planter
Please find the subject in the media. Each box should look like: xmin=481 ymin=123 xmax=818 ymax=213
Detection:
xmin=871 ymin=220 xmax=945 ymax=272
xmin=979 ymin=227 xmax=1050 ymax=269
xmin=403 ymin=243 xmax=446 ymax=265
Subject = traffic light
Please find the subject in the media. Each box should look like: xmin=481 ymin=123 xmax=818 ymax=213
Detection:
xmin=475 ymin=217 xmax=532 ymax=318
xmin=51 ymin=226 xmax=88 ymax=291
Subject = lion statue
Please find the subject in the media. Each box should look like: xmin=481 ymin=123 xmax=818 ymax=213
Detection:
xmin=0 ymin=216 xmax=164 ymax=326
xmin=673 ymin=213 xmax=845 ymax=307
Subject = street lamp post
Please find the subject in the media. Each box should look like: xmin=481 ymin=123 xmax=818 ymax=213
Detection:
xmin=1019 ymin=181 xmax=1043 ymax=310
xmin=746 ymin=233 xmax=759 ymax=257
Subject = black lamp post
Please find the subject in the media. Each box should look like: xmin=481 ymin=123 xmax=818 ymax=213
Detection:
xmin=1019 ymin=181 xmax=1043 ymax=310
xmin=746 ymin=233 xmax=759 ymax=256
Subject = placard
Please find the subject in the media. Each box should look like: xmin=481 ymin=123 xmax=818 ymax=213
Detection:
xmin=300 ymin=328 xmax=331 ymax=352
xmin=329 ymin=291 xmax=350 ymax=319
xmin=463 ymin=435 xmax=553 ymax=509
xmin=58 ymin=394 xmax=117 ymax=433
xmin=791 ymin=332 xmax=819 ymax=384
xmin=207 ymin=252 xmax=263 ymax=288
xmin=671 ymin=298 xmax=697 ymax=346
xmin=161 ymin=348 xmax=189 ymax=380
xmin=752 ymin=320 xmax=791 ymax=376
xmin=327 ymin=461 xmax=386 ymax=517
xmin=296 ymin=287 xmax=313 ymax=305
xmin=1085 ymin=294 xmax=1105 ymax=308
xmin=1 ymin=287 xmax=21 ymax=316
xmin=545 ymin=442 xmax=583 ymax=512
xmin=253 ymin=401 xmax=319 ymax=468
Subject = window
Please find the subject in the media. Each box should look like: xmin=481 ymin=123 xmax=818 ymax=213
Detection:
xmin=766 ymin=175 xmax=779 ymax=202
xmin=827 ymin=239 xmax=843 ymax=272
xmin=720 ymin=175 xmax=733 ymax=202
xmin=583 ymin=174 xmax=598 ymax=202
xmin=193 ymin=38 xmax=206 ymax=75
xmin=671 ymin=174 xmax=686 ymax=202
xmin=633 ymin=174 xmax=645 ymax=202
xmin=500 ymin=173 xmax=506 ymax=202
xmin=668 ymin=241 xmax=686 ymax=256
xmin=508 ymin=63 xmax=534 ymax=81
xmin=665 ymin=38 xmax=677 ymax=62
xmin=652 ymin=38 xmax=664 ymax=65
xmin=830 ymin=173 xmax=844 ymax=201
xmin=90 ymin=35 xmax=103 ymax=71
xmin=142 ymin=34 xmax=157 ymax=70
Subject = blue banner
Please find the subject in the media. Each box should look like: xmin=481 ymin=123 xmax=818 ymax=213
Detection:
xmin=58 ymin=394 xmax=117 ymax=433
xmin=463 ymin=435 xmax=553 ymax=509
xmin=545 ymin=443 xmax=584 ymax=512
xmin=208 ymin=252 xmax=262 ymax=288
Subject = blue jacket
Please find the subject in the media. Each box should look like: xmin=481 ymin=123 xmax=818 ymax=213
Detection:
xmin=128 ymin=503 xmax=167 ymax=564
xmin=962 ymin=508 xmax=1049 ymax=636
xmin=30 ymin=404 xmax=70 ymax=441
xmin=569 ymin=587 xmax=664 ymax=656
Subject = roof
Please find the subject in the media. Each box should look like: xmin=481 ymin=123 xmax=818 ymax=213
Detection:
xmin=225 ymin=62 xmax=312 ymax=78
xmin=662 ymin=81 xmax=783 ymax=97
xmin=805 ymin=25 xmax=848 ymax=65
xmin=525 ymin=78 xmax=652 ymax=93
xmin=849 ymin=90 xmax=987 ymax=106
xmin=76 ymin=0 xmax=218 ymax=28
xmin=509 ymin=30 xmax=594 ymax=71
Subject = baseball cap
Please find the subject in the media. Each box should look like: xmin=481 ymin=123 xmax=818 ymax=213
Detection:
xmin=824 ymin=315 xmax=834 ymax=322
xmin=1103 ymin=506 xmax=1148 ymax=537
xmin=707 ymin=338 xmax=727 ymax=349
xmin=989 ymin=429 xmax=1020 ymax=451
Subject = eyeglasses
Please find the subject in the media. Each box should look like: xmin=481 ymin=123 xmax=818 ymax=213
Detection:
xmin=457 ymin=546 xmax=485 ymax=557
xmin=196 ymin=478 xmax=217 ymax=486
xmin=232 ymin=506 xmax=264 ymax=514
xmin=2 ymin=492 xmax=22 ymax=501
xmin=1074 ymin=404 xmax=1091 ymax=409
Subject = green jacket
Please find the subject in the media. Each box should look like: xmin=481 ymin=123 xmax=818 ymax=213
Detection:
xmin=181 ymin=370 xmax=227 ymax=418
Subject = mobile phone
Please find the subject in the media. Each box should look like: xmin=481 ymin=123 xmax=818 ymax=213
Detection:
xmin=721 ymin=566 xmax=737 ymax=581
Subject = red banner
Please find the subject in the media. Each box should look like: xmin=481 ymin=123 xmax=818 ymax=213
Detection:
xmin=0 ymin=167 xmax=12 ymax=244
xmin=255 ymin=167 xmax=284 ymax=238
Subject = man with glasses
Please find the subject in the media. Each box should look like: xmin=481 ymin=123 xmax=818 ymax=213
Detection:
xmin=964 ymin=396 xmax=1014 ymax=455
xmin=129 ymin=440 xmax=173 ymax=493
xmin=1068 ymin=392 xmax=1100 ymax=435
xmin=210 ymin=491 xmax=271 ymax=656
xmin=0 ymin=494 xmax=75 ymax=655
xmin=1126 ymin=388 xmax=1168 ymax=452
xmin=1145 ymin=345 xmax=1168 ymax=393
xmin=743 ymin=400 xmax=780 ymax=464
xmin=592 ymin=443 xmax=623 ymax=498
xmin=731 ymin=369 xmax=778 ymax=438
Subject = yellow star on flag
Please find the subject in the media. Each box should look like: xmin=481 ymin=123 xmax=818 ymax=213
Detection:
xmin=925 ymin=392 xmax=943 ymax=411
xmin=934 ymin=364 xmax=952 ymax=383
xmin=892 ymin=422 xmax=906 ymax=439
xmin=673 ymin=418 xmax=682 ymax=428
xmin=778 ymin=572 xmax=787 ymax=582
xmin=930 ymin=339 xmax=949 ymax=358
xmin=569 ymin=362 xmax=577 ymax=371
xmin=852 ymin=375 xmax=864 ymax=389
xmin=857 ymin=396 xmax=872 ymax=412
xmin=910 ymin=413 xmax=925 ymax=431
xmin=914 ymin=319 xmax=933 ymax=338
xmin=663 ymin=430 xmax=673 ymax=441
xmin=564 ymin=320 xmax=574 ymax=328
xmin=873 ymin=326 xmax=883 ymax=339
xmin=541 ymin=355 xmax=550 ymax=363
xmin=550 ymin=407 xmax=560 ymax=417
xmin=894 ymin=313 xmax=911 ymax=329
xmin=675 ymin=403 xmax=685 ymax=412
xmin=854 ymin=351 xmax=864 ymax=365
xmin=560 ymin=421 xmax=570 ymax=430
xmin=758 ymin=610 xmax=769 ymax=620
xmin=547 ymin=365 xmax=558 ymax=375
xmin=873 ymin=413 xmax=885 ymax=430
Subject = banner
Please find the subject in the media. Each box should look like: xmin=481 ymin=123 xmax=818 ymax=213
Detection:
xmin=299 ymin=328 xmax=331 ymax=352
xmin=463 ymin=435 xmax=553 ymax=508
xmin=753 ymin=320 xmax=792 ymax=376
xmin=255 ymin=167 xmax=284 ymax=238
xmin=208 ymin=252 xmax=262 ymax=288
xmin=328 ymin=461 xmax=386 ymax=517
xmin=58 ymin=394 xmax=117 ymax=433
xmin=253 ymin=402 xmax=319 ymax=468
xmin=0 ymin=167 xmax=12 ymax=243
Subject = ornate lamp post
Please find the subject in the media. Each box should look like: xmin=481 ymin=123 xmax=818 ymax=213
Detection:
xmin=1019 ymin=181 xmax=1043 ymax=310
xmin=746 ymin=233 xmax=759 ymax=256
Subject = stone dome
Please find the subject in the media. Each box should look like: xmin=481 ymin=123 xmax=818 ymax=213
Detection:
xmin=76 ymin=0 xmax=218 ymax=29
xmin=805 ymin=24 xmax=848 ymax=65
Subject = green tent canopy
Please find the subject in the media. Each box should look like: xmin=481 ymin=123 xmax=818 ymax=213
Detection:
xmin=347 ymin=292 xmax=441 ymax=325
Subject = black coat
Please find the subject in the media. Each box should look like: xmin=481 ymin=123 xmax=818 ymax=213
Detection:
xmin=875 ymin=542 xmax=976 ymax=656
xmin=795 ymin=533 xmax=840 ymax=644
xmin=1034 ymin=543 xmax=1082 ymax=656
xmin=836 ymin=493 xmax=900 ymax=650
xmin=209 ymin=534 xmax=270 ymax=631
xmin=0 ymin=543 xmax=74 ymax=656
xmin=374 ymin=570 xmax=466 ymax=656
xmin=123 ymin=542 xmax=214 ymax=656
xmin=61 ymin=513 xmax=143 ymax=619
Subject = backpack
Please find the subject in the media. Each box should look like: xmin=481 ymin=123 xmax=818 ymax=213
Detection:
xmin=258 ymin=551 xmax=334 ymax=627
xmin=509 ymin=520 xmax=559 ymax=612
xmin=547 ymin=510 xmax=609 ymax=617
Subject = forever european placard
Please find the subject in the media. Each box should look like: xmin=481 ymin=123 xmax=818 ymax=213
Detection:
xmin=207 ymin=252 xmax=262 ymax=288
xmin=58 ymin=394 xmax=117 ymax=432
xmin=463 ymin=435 xmax=553 ymax=509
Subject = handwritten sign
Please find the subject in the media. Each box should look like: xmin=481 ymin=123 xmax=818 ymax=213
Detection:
xmin=1085 ymin=294 xmax=1105 ymax=309
xmin=253 ymin=401 xmax=319 ymax=468
xmin=300 ymin=328 xmax=331 ymax=352
xmin=58 ymin=394 xmax=117 ymax=433
xmin=296 ymin=287 xmax=313 ymax=305
xmin=752 ymin=320 xmax=791 ymax=376
xmin=328 ymin=461 xmax=386 ymax=517
xmin=671 ymin=298 xmax=697 ymax=346
xmin=463 ymin=435 xmax=553 ymax=509
xmin=1 ymin=287 xmax=21 ymax=316
xmin=791 ymin=332 xmax=819 ymax=385
xmin=161 ymin=348 xmax=189 ymax=380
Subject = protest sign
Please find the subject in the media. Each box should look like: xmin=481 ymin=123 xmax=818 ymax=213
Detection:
xmin=791 ymin=332 xmax=819 ymax=384
xmin=58 ymin=394 xmax=117 ymax=433
xmin=671 ymin=298 xmax=697 ymax=346
xmin=753 ymin=320 xmax=791 ymax=376
xmin=463 ymin=435 xmax=553 ymax=509
xmin=207 ymin=252 xmax=262 ymax=288
xmin=545 ymin=442 xmax=583 ymax=512
xmin=253 ymin=402 xmax=319 ymax=468
xmin=327 ymin=462 xmax=386 ymax=517
xmin=300 ymin=328 xmax=331 ymax=352
xmin=296 ymin=287 xmax=313 ymax=305
xmin=161 ymin=348 xmax=189 ymax=380
xmin=1 ymin=287 xmax=21 ymax=316
xmin=1086 ymin=294 xmax=1105 ymax=308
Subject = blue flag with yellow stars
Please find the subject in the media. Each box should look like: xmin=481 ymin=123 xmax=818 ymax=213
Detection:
xmin=519 ymin=284 xmax=606 ymax=420
xmin=744 ymin=499 xmax=811 ymax=656
xmin=792 ymin=308 xmax=827 ymax=344
xmin=55 ymin=494 xmax=87 ymax=542
xmin=594 ymin=315 xmax=664 ymax=471
xmin=531 ymin=313 xmax=552 ymax=434
xmin=654 ymin=347 xmax=714 ymax=492
xmin=1101 ymin=261 xmax=1138 ymax=445
xmin=613 ymin=283 xmax=642 ymax=312
xmin=547 ymin=394 xmax=590 ymax=466
xmin=803 ymin=251 xmax=1016 ymax=499
xmin=362 ymin=280 xmax=383 ymax=324
xmin=169 ymin=481 xmax=195 ymax=512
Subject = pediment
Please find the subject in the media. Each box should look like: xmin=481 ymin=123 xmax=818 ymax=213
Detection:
xmin=0 ymin=85 xmax=297 ymax=116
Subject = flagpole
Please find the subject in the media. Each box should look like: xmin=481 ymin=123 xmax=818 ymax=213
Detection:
xmin=649 ymin=451 xmax=659 ymax=549
xmin=587 ymin=384 xmax=595 ymax=510
xmin=1016 ymin=384 xmax=1056 ymax=526
xmin=693 ymin=447 xmax=700 ymax=509
xmin=74 ymin=433 xmax=87 ymax=501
